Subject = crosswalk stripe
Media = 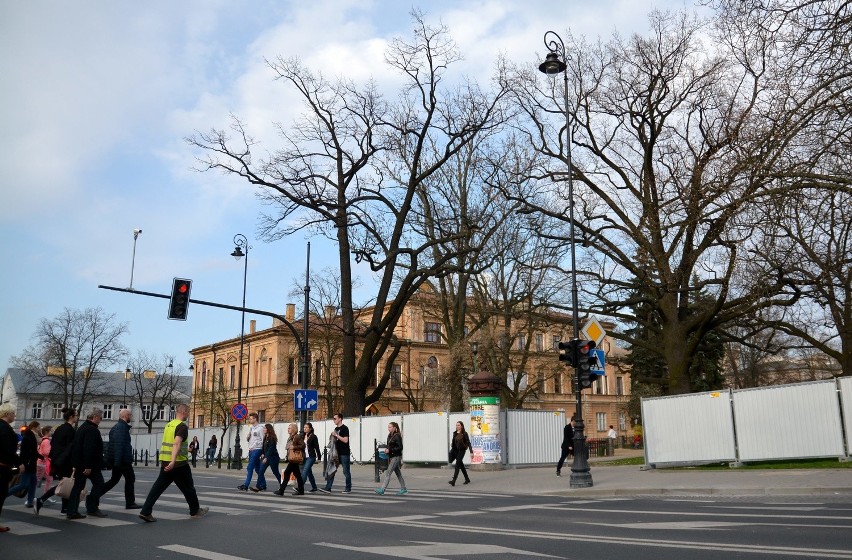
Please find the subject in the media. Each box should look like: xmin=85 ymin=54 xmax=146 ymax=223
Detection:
xmin=159 ymin=544 xmax=245 ymax=560
xmin=2 ymin=520 xmax=61 ymax=535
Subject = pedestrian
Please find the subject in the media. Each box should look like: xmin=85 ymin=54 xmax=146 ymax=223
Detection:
xmin=101 ymin=408 xmax=140 ymax=509
xmin=448 ymin=420 xmax=471 ymax=486
xmin=188 ymin=436 xmax=200 ymax=468
xmin=253 ymin=424 xmax=280 ymax=492
xmin=206 ymin=434 xmax=217 ymax=467
xmin=35 ymin=408 xmax=77 ymax=515
xmin=607 ymin=425 xmax=618 ymax=440
xmin=273 ymin=423 xmax=305 ymax=496
xmin=556 ymin=415 xmax=575 ymax=477
xmin=37 ymin=426 xmax=53 ymax=490
xmin=7 ymin=420 xmax=40 ymax=508
xmin=238 ymin=412 xmax=264 ymax=491
xmin=66 ymin=408 xmax=107 ymax=519
xmin=319 ymin=413 xmax=351 ymax=494
xmin=1 ymin=403 xmax=25 ymax=533
xmin=138 ymin=403 xmax=208 ymax=522
xmin=300 ymin=422 xmax=321 ymax=493
xmin=375 ymin=421 xmax=407 ymax=495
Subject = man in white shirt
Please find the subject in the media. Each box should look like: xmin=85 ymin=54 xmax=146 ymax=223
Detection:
xmin=238 ymin=413 xmax=265 ymax=491
xmin=607 ymin=425 xmax=618 ymax=440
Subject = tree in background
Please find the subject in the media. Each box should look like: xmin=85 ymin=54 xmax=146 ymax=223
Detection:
xmin=127 ymin=352 xmax=189 ymax=433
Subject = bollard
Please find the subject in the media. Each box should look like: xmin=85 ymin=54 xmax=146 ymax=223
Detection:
xmin=144 ymin=449 xmax=149 ymax=467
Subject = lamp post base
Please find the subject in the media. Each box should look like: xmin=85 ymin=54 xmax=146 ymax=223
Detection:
xmin=569 ymin=423 xmax=594 ymax=488
xmin=230 ymin=442 xmax=243 ymax=470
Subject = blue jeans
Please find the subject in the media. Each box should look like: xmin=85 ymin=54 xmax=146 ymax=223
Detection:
xmin=301 ymin=457 xmax=317 ymax=491
xmin=324 ymin=454 xmax=351 ymax=491
xmin=258 ymin=457 xmax=281 ymax=488
xmin=7 ymin=471 xmax=37 ymax=504
xmin=206 ymin=448 xmax=216 ymax=465
xmin=243 ymin=449 xmax=263 ymax=488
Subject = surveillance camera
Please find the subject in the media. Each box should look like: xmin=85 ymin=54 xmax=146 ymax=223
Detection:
xmin=133 ymin=228 xmax=142 ymax=235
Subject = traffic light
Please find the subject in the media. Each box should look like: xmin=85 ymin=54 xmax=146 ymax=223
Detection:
xmin=167 ymin=278 xmax=192 ymax=320
xmin=557 ymin=340 xmax=577 ymax=366
xmin=576 ymin=340 xmax=597 ymax=388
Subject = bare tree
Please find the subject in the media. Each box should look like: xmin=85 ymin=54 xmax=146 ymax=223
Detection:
xmin=189 ymin=12 xmax=508 ymax=415
xmin=127 ymin=352 xmax=188 ymax=433
xmin=11 ymin=307 xmax=128 ymax=414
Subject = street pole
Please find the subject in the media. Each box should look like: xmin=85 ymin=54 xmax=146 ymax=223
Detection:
xmin=299 ymin=242 xmax=311 ymax=428
xmin=539 ymin=30 xmax=592 ymax=488
xmin=230 ymin=234 xmax=250 ymax=470
xmin=129 ymin=229 xmax=141 ymax=290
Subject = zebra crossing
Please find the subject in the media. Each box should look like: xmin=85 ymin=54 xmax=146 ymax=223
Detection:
xmin=0 ymin=485 xmax=510 ymax=537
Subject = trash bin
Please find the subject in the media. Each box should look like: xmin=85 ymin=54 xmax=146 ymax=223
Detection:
xmin=374 ymin=440 xmax=389 ymax=482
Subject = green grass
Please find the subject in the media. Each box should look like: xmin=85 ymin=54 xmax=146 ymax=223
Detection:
xmin=593 ymin=456 xmax=851 ymax=469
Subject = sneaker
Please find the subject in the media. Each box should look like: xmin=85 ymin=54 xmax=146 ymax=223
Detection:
xmin=375 ymin=488 xmax=385 ymax=495
xmin=125 ymin=503 xmax=142 ymax=509
xmin=67 ymin=513 xmax=87 ymax=520
xmin=272 ymin=489 xmax=284 ymax=496
xmin=463 ymin=480 xmax=470 ymax=485
xmin=138 ymin=513 xmax=156 ymax=523
xmin=308 ymin=488 xmax=318 ymax=493
xmin=397 ymin=489 xmax=408 ymax=495
xmin=341 ymin=489 xmax=352 ymax=494
xmin=34 ymin=498 xmax=43 ymax=516
xmin=237 ymin=485 xmax=248 ymax=491
xmin=24 ymin=502 xmax=33 ymax=508
xmin=87 ymin=510 xmax=108 ymax=518
xmin=292 ymin=489 xmax=304 ymax=495
xmin=250 ymin=487 xmax=261 ymax=492
xmin=191 ymin=507 xmax=209 ymax=519
xmin=318 ymin=488 xmax=331 ymax=494
xmin=47 ymin=497 xmax=59 ymax=504
xmin=448 ymin=480 xmax=455 ymax=486
xmin=556 ymin=471 xmax=562 ymax=477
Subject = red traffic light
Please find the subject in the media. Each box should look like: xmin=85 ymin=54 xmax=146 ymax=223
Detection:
xmin=178 ymin=284 xmax=189 ymax=293
xmin=577 ymin=340 xmax=596 ymax=355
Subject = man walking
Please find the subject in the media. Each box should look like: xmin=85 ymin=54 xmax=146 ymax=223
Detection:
xmin=102 ymin=408 xmax=140 ymax=508
xmin=556 ymin=415 xmax=575 ymax=477
xmin=66 ymin=408 xmax=107 ymax=519
xmin=318 ymin=413 xmax=351 ymax=494
xmin=239 ymin=412 xmax=264 ymax=491
xmin=138 ymin=403 xmax=207 ymax=522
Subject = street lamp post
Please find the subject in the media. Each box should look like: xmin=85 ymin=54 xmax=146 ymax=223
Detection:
xmin=230 ymin=234 xmax=251 ymax=469
xmin=123 ymin=367 xmax=131 ymax=408
xmin=299 ymin=242 xmax=311 ymax=429
xmin=129 ymin=229 xmax=142 ymax=290
xmin=471 ymin=341 xmax=479 ymax=375
xmin=539 ymin=30 xmax=593 ymax=488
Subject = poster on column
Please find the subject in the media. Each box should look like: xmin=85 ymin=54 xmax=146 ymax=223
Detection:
xmin=469 ymin=396 xmax=501 ymax=464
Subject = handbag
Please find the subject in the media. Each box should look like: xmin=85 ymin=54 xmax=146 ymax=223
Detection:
xmin=8 ymin=472 xmax=27 ymax=498
xmin=288 ymin=448 xmax=304 ymax=464
xmin=54 ymin=470 xmax=88 ymax=500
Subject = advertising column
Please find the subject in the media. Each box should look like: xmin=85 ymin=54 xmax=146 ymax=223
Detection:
xmin=469 ymin=395 xmax=501 ymax=465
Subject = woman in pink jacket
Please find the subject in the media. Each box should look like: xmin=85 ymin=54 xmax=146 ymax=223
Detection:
xmin=37 ymin=426 xmax=53 ymax=491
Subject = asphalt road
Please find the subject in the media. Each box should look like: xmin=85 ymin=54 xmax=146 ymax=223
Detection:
xmin=3 ymin=467 xmax=852 ymax=559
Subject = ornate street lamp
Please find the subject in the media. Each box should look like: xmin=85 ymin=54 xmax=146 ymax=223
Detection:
xmin=230 ymin=233 xmax=251 ymax=469
xmin=539 ymin=30 xmax=592 ymax=488
xmin=471 ymin=341 xmax=479 ymax=375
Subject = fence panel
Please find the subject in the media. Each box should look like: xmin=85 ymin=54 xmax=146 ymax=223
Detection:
xmin=840 ymin=376 xmax=852 ymax=458
xmin=643 ymin=390 xmax=736 ymax=465
xmin=506 ymin=409 xmax=566 ymax=465
xmin=733 ymin=380 xmax=844 ymax=461
xmin=399 ymin=411 xmax=449 ymax=463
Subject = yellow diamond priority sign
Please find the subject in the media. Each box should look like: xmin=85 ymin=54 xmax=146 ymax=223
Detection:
xmin=581 ymin=316 xmax=606 ymax=346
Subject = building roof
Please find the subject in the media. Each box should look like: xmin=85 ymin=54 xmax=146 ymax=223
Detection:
xmin=2 ymin=367 xmax=192 ymax=399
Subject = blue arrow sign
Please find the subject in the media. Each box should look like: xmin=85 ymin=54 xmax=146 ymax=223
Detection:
xmin=294 ymin=389 xmax=319 ymax=411
xmin=590 ymin=349 xmax=606 ymax=375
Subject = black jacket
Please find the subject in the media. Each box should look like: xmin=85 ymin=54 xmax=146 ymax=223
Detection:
xmin=561 ymin=423 xmax=574 ymax=450
xmin=49 ymin=422 xmax=76 ymax=477
xmin=107 ymin=418 xmax=132 ymax=465
xmin=304 ymin=433 xmax=321 ymax=460
xmin=0 ymin=420 xmax=20 ymax=469
xmin=387 ymin=432 xmax=403 ymax=458
xmin=18 ymin=429 xmax=39 ymax=471
xmin=71 ymin=419 xmax=103 ymax=471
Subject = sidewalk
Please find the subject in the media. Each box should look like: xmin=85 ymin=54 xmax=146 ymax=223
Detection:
xmin=186 ymin=449 xmax=852 ymax=498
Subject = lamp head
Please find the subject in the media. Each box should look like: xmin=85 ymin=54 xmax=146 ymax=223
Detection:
xmin=231 ymin=246 xmax=245 ymax=260
xmin=538 ymin=51 xmax=567 ymax=75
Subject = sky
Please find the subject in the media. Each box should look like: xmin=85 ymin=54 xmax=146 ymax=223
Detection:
xmin=0 ymin=0 xmax=691 ymax=373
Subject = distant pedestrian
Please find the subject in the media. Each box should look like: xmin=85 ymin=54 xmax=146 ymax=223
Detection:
xmin=207 ymin=435 xmax=217 ymax=466
xmin=188 ymin=436 xmax=200 ymax=468
xmin=556 ymin=416 xmax=575 ymax=477
xmin=607 ymin=425 xmax=617 ymax=440
xmin=375 ymin=421 xmax=407 ymax=495
xmin=36 ymin=408 xmax=77 ymax=515
xmin=7 ymin=420 xmax=40 ymax=508
xmin=238 ymin=412 xmax=264 ymax=491
xmin=300 ymin=422 xmax=321 ymax=493
xmin=36 ymin=426 xmax=53 ymax=490
xmin=448 ymin=421 xmax=471 ymax=486
xmin=254 ymin=424 xmax=280 ymax=491
xmin=1 ymin=403 xmax=25 ymax=532
xmin=273 ymin=423 xmax=305 ymax=496
xmin=66 ymin=408 xmax=106 ymax=519
xmin=101 ymin=408 xmax=140 ymax=509
xmin=318 ymin=413 xmax=351 ymax=494
xmin=138 ymin=403 xmax=208 ymax=522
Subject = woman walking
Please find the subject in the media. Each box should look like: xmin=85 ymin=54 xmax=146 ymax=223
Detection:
xmin=7 ymin=420 xmax=41 ymax=507
xmin=206 ymin=435 xmax=217 ymax=467
xmin=35 ymin=408 xmax=77 ymax=515
xmin=300 ymin=422 xmax=321 ymax=493
xmin=375 ymin=421 xmax=407 ymax=495
xmin=37 ymin=426 xmax=53 ymax=491
xmin=448 ymin=421 xmax=471 ymax=486
xmin=188 ymin=436 xmax=200 ymax=468
xmin=273 ymin=423 xmax=305 ymax=496
xmin=1 ymin=403 xmax=25 ymax=532
xmin=254 ymin=424 xmax=281 ymax=491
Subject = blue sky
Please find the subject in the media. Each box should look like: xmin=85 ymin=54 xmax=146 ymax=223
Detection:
xmin=0 ymin=0 xmax=688 ymax=372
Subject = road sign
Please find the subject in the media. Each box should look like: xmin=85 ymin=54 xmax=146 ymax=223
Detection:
xmin=294 ymin=389 xmax=318 ymax=411
xmin=590 ymin=348 xmax=606 ymax=376
xmin=581 ymin=316 xmax=606 ymax=346
xmin=231 ymin=403 xmax=248 ymax=421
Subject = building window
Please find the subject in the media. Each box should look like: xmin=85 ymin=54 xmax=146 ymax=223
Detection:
xmin=142 ymin=405 xmax=152 ymax=420
xmin=169 ymin=406 xmax=176 ymax=420
xmin=197 ymin=415 xmax=205 ymax=428
xmin=535 ymin=371 xmax=544 ymax=394
xmin=552 ymin=335 xmax=561 ymax=350
xmin=618 ymin=412 xmax=627 ymax=432
xmin=596 ymin=412 xmax=607 ymax=432
xmin=257 ymin=410 xmax=265 ymax=422
xmin=157 ymin=405 xmax=167 ymax=420
xmin=517 ymin=334 xmax=526 ymax=350
xmin=288 ymin=358 xmax=296 ymax=384
xmin=102 ymin=404 xmax=113 ymax=420
xmin=52 ymin=403 xmax=62 ymax=419
xmin=616 ymin=376 xmax=624 ymax=396
xmin=594 ymin=376 xmax=605 ymax=395
xmin=535 ymin=334 xmax=544 ymax=351
xmin=554 ymin=372 xmax=562 ymax=394
xmin=31 ymin=402 xmax=42 ymax=419
xmin=120 ymin=402 xmax=129 ymax=410
xmin=314 ymin=360 xmax=322 ymax=386
xmin=391 ymin=364 xmax=401 ymax=388
xmin=424 ymin=322 xmax=441 ymax=343
xmin=230 ymin=365 xmax=236 ymax=389
xmin=508 ymin=371 xmax=528 ymax=390
xmin=218 ymin=367 xmax=224 ymax=387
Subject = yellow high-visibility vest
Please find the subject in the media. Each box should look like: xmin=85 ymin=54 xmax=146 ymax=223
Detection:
xmin=159 ymin=419 xmax=189 ymax=463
